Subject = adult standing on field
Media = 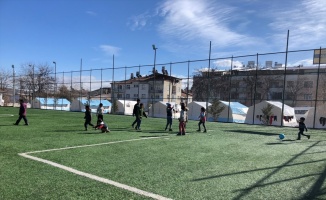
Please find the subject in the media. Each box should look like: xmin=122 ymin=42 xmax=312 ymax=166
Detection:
xmin=14 ymin=99 xmax=29 ymax=125
xmin=131 ymin=98 xmax=140 ymax=128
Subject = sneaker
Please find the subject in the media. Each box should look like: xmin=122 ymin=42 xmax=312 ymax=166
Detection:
xmin=24 ymin=123 xmax=29 ymax=126
xmin=203 ymin=130 xmax=207 ymax=133
xmin=182 ymin=132 xmax=186 ymax=135
xmin=177 ymin=132 xmax=182 ymax=136
xmin=169 ymin=128 xmax=173 ymax=131
xmin=132 ymin=124 xmax=134 ymax=128
xmin=196 ymin=129 xmax=201 ymax=132
xmin=307 ymin=135 xmax=310 ymax=139
xmin=296 ymin=138 xmax=301 ymax=140
xmin=13 ymin=123 xmax=18 ymax=125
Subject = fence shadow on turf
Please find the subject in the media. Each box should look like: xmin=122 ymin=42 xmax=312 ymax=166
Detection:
xmin=191 ymin=141 xmax=326 ymax=199
xmin=225 ymin=130 xmax=280 ymax=136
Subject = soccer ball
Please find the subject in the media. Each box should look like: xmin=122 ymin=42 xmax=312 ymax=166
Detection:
xmin=279 ymin=133 xmax=285 ymax=140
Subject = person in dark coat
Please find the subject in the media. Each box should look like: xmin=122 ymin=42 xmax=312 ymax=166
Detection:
xmin=131 ymin=98 xmax=140 ymax=128
xmin=84 ymin=105 xmax=94 ymax=131
xmin=14 ymin=99 xmax=29 ymax=125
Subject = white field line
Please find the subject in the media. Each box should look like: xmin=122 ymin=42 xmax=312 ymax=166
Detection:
xmin=18 ymin=137 xmax=173 ymax=200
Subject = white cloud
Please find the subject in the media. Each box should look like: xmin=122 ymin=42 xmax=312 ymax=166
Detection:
xmin=86 ymin=11 xmax=97 ymax=16
xmin=157 ymin=0 xmax=261 ymax=48
xmin=128 ymin=12 xmax=151 ymax=31
xmin=213 ymin=59 xmax=244 ymax=69
xmin=269 ymin=0 xmax=326 ymax=49
xmin=99 ymin=45 xmax=121 ymax=56
xmin=288 ymin=59 xmax=313 ymax=67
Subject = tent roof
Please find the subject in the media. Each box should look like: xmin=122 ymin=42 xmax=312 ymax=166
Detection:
xmin=220 ymin=100 xmax=248 ymax=114
xmin=190 ymin=101 xmax=212 ymax=107
xmin=76 ymin=98 xmax=111 ymax=106
xmin=36 ymin=98 xmax=70 ymax=104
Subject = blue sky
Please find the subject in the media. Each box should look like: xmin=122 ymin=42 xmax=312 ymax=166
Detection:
xmin=0 ymin=0 xmax=326 ymax=89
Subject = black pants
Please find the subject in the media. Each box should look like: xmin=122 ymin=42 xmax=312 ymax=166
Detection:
xmin=198 ymin=120 xmax=206 ymax=131
xmin=84 ymin=120 xmax=94 ymax=129
xmin=15 ymin=115 xmax=28 ymax=125
xmin=297 ymin=129 xmax=309 ymax=140
xmin=97 ymin=114 xmax=103 ymax=124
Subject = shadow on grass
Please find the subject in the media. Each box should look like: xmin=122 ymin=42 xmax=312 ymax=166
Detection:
xmin=192 ymin=141 xmax=326 ymax=200
xmin=226 ymin=130 xmax=280 ymax=136
xmin=266 ymin=139 xmax=296 ymax=145
xmin=139 ymin=135 xmax=167 ymax=138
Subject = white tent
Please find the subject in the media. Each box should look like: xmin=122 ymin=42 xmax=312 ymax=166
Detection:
xmin=116 ymin=100 xmax=137 ymax=115
xmin=32 ymin=97 xmax=70 ymax=111
xmin=215 ymin=101 xmax=248 ymax=123
xmin=0 ymin=93 xmax=4 ymax=106
xmin=148 ymin=101 xmax=180 ymax=119
xmin=305 ymin=104 xmax=326 ymax=129
xmin=70 ymin=98 xmax=111 ymax=113
xmin=188 ymin=101 xmax=211 ymax=120
xmin=245 ymin=101 xmax=297 ymax=127
xmin=294 ymin=107 xmax=313 ymax=121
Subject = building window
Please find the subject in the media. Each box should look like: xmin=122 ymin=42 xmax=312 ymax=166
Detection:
xmin=134 ymin=84 xmax=138 ymax=88
xmin=270 ymin=81 xmax=282 ymax=88
xmin=271 ymin=92 xmax=282 ymax=100
xmin=126 ymin=94 xmax=130 ymax=99
xmin=141 ymin=94 xmax=146 ymax=98
xmin=134 ymin=94 xmax=138 ymax=97
xmin=118 ymin=85 xmax=123 ymax=90
xmin=231 ymin=93 xmax=239 ymax=99
xmin=141 ymin=84 xmax=146 ymax=90
xmin=255 ymin=93 xmax=261 ymax=99
xmin=304 ymin=94 xmax=312 ymax=100
xmin=287 ymin=81 xmax=294 ymax=87
xmin=304 ymin=81 xmax=313 ymax=88
xmin=126 ymin=85 xmax=130 ymax=89
xmin=118 ymin=94 xmax=123 ymax=98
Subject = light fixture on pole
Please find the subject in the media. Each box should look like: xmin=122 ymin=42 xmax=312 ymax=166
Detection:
xmin=12 ymin=65 xmax=15 ymax=107
xmin=53 ymin=61 xmax=56 ymax=110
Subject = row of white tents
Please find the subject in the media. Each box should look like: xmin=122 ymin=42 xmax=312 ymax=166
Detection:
xmin=148 ymin=100 xmax=326 ymax=129
xmin=29 ymin=98 xmax=326 ymax=129
xmin=32 ymin=98 xmax=112 ymax=113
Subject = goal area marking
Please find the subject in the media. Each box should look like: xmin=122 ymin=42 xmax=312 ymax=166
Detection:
xmin=19 ymin=137 xmax=172 ymax=200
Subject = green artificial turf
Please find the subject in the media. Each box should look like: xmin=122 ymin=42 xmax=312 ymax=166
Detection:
xmin=1 ymin=107 xmax=325 ymax=200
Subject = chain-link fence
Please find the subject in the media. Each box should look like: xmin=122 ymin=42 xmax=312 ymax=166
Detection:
xmin=2 ymin=47 xmax=326 ymax=128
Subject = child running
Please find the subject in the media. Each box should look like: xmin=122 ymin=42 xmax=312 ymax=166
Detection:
xmin=165 ymin=103 xmax=174 ymax=131
xmin=135 ymin=103 xmax=147 ymax=130
xmin=197 ymin=107 xmax=207 ymax=133
xmin=84 ymin=105 xmax=94 ymax=131
xmin=297 ymin=117 xmax=310 ymax=140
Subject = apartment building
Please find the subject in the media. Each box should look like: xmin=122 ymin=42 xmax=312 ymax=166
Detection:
xmin=110 ymin=68 xmax=182 ymax=109
xmin=193 ymin=66 xmax=326 ymax=107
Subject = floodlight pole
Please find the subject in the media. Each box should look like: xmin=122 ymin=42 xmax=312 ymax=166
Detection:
xmin=12 ymin=65 xmax=15 ymax=107
xmin=29 ymin=64 xmax=35 ymax=108
xmin=53 ymin=61 xmax=56 ymax=110
xmin=152 ymin=44 xmax=158 ymax=117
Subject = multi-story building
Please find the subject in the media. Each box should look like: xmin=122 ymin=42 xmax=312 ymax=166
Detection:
xmin=110 ymin=68 xmax=182 ymax=109
xmin=193 ymin=66 xmax=326 ymax=107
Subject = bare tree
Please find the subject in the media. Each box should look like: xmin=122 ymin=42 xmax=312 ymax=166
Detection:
xmin=20 ymin=63 xmax=55 ymax=98
xmin=208 ymin=99 xmax=225 ymax=121
xmin=284 ymin=76 xmax=308 ymax=107
xmin=0 ymin=68 xmax=11 ymax=90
